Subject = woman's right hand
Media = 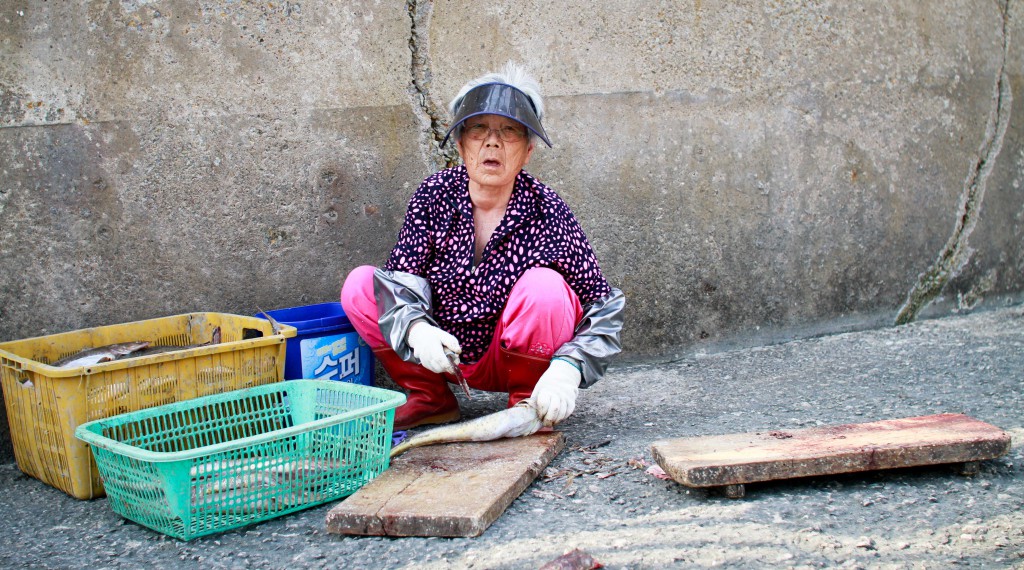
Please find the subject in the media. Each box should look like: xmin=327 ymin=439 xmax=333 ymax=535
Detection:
xmin=406 ymin=321 xmax=461 ymax=374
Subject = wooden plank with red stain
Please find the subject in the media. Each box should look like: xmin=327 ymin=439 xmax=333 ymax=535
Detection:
xmin=325 ymin=431 xmax=565 ymax=537
xmin=651 ymin=414 xmax=1010 ymax=491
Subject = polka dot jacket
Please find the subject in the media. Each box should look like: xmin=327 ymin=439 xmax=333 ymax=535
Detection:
xmin=383 ymin=165 xmax=612 ymax=363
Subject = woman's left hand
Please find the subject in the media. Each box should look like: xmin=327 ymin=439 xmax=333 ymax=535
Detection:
xmin=531 ymin=358 xmax=582 ymax=425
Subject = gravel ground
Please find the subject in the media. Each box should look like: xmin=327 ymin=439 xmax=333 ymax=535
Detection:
xmin=1 ymin=304 xmax=1022 ymax=569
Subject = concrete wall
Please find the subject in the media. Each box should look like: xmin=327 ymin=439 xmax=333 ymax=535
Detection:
xmin=1 ymin=1 xmax=1022 ymax=458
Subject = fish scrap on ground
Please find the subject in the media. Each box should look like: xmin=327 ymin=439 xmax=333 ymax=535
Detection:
xmin=537 ymin=447 xmax=632 ymax=498
xmin=539 ymin=548 xmax=603 ymax=570
xmin=49 ymin=327 xmax=222 ymax=368
xmin=389 ymin=399 xmax=546 ymax=457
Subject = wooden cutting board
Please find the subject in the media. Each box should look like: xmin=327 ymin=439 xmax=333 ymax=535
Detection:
xmin=651 ymin=413 xmax=1010 ymax=498
xmin=326 ymin=431 xmax=565 ymax=537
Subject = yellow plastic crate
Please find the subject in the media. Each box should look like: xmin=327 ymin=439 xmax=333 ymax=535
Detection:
xmin=0 ymin=312 xmax=297 ymax=499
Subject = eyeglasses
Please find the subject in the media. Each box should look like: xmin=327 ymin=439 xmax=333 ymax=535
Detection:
xmin=463 ymin=123 xmax=528 ymax=143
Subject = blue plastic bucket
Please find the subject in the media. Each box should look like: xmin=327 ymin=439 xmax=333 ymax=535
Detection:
xmin=256 ymin=302 xmax=374 ymax=385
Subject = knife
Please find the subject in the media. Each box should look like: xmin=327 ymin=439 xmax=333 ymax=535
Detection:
xmin=444 ymin=349 xmax=472 ymax=399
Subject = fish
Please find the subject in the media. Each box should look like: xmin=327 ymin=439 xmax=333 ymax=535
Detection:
xmin=117 ymin=326 xmax=222 ymax=359
xmin=189 ymin=457 xmax=347 ymax=512
xmin=389 ymin=399 xmax=544 ymax=457
xmin=189 ymin=457 xmax=342 ymax=480
xmin=51 ymin=341 xmax=152 ymax=368
xmin=51 ymin=326 xmax=222 ymax=368
xmin=257 ymin=306 xmax=283 ymax=335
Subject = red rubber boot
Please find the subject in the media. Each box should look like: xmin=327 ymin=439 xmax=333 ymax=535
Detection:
xmin=373 ymin=347 xmax=461 ymax=430
xmin=499 ymin=347 xmax=551 ymax=408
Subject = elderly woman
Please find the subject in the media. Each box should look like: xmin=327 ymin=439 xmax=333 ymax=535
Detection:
xmin=340 ymin=62 xmax=624 ymax=431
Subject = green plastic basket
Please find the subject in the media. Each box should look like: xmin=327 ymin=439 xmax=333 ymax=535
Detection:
xmin=75 ymin=380 xmax=406 ymax=540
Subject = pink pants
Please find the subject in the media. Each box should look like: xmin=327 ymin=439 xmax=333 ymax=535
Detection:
xmin=340 ymin=266 xmax=583 ymax=391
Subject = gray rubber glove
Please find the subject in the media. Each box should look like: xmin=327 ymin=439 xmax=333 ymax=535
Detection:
xmin=406 ymin=321 xmax=461 ymax=375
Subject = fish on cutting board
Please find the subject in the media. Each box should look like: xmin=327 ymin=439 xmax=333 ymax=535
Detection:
xmin=390 ymin=399 xmax=545 ymax=457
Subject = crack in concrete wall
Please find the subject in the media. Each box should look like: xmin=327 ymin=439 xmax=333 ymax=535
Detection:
xmin=407 ymin=0 xmax=461 ymax=172
xmin=895 ymin=0 xmax=1014 ymax=326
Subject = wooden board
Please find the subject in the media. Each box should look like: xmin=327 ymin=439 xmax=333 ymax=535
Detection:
xmin=651 ymin=414 xmax=1010 ymax=495
xmin=326 ymin=432 xmax=565 ymax=537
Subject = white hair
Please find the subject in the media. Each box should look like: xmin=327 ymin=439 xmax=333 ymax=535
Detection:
xmin=447 ymin=61 xmax=545 ymax=143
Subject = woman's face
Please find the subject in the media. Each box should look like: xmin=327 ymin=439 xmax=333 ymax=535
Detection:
xmin=457 ymin=114 xmax=535 ymax=193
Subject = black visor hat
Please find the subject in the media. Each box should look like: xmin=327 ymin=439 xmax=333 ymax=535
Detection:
xmin=441 ymin=82 xmax=552 ymax=148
